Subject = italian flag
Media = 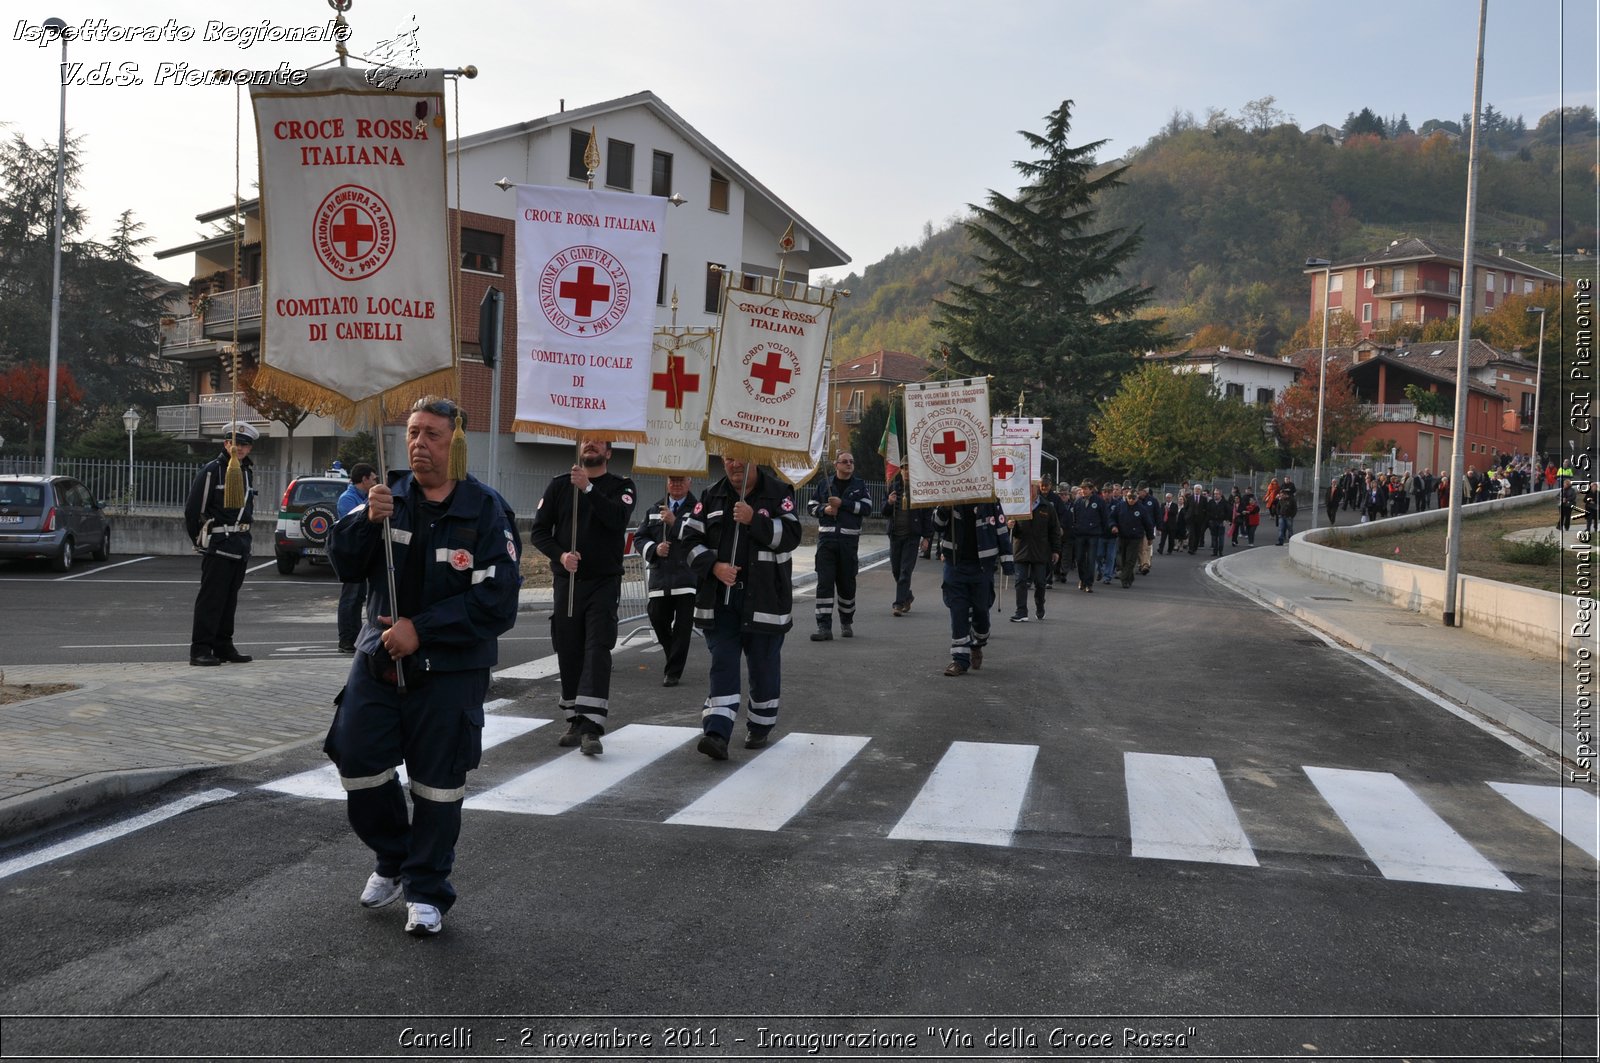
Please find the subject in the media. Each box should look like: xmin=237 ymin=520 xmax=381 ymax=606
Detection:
xmin=879 ymin=398 xmax=902 ymax=481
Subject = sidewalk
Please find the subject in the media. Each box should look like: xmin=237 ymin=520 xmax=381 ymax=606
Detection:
xmin=0 ymin=532 xmax=1577 ymax=841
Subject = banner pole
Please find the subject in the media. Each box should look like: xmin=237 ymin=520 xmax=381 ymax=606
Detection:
xmin=568 ymin=438 xmax=580 ymax=617
xmin=374 ymin=420 xmax=407 ymax=693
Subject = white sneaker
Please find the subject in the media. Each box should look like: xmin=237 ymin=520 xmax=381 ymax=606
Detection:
xmin=359 ymin=872 xmax=403 ymax=909
xmin=405 ymin=901 xmax=443 ymax=936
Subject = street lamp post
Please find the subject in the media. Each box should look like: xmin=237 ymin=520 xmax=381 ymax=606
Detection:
xmin=1305 ymin=257 xmax=1334 ymax=531
xmin=42 ymin=16 xmax=68 ymax=476
xmin=122 ymin=407 xmax=140 ymax=506
xmin=1526 ymin=306 xmax=1546 ymax=474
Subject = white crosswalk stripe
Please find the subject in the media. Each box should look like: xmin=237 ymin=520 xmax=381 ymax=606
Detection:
xmin=254 ymin=715 xmax=1587 ymax=891
xmin=667 ymin=732 xmax=870 ymax=832
xmin=469 ymin=724 xmax=697 ymax=816
xmin=1488 ymin=782 xmax=1600 ymax=859
xmin=1125 ymin=752 xmax=1258 ymax=867
xmin=1304 ymin=766 xmax=1520 ymax=892
xmin=890 ymin=741 xmax=1037 ymax=846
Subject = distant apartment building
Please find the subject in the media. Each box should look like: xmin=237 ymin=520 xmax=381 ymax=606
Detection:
xmin=1304 ymin=236 xmax=1560 ymax=338
xmin=825 ymin=349 xmax=932 ymax=454
xmin=1142 ymin=345 xmax=1301 ymax=406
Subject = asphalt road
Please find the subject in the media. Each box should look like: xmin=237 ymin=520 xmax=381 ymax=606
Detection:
xmin=0 ymin=549 xmax=1593 ymax=1060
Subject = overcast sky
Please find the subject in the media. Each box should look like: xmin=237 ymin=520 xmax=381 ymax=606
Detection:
xmin=3 ymin=0 xmax=1594 ymax=286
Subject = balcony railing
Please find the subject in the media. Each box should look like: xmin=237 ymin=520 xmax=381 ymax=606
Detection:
xmin=841 ymin=407 xmax=863 ymax=424
xmin=159 ymin=315 xmax=209 ymax=351
xmin=202 ymin=284 xmax=262 ymax=333
xmin=1362 ymin=403 xmax=1453 ymax=426
xmin=157 ymin=393 xmax=268 ymax=438
xmin=1374 ymin=278 xmax=1461 ymax=299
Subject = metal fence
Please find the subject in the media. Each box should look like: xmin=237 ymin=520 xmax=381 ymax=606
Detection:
xmin=0 ymin=456 xmax=289 ymax=514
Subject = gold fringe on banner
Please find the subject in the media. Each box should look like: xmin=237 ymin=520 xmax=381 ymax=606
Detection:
xmin=249 ymin=364 xmax=460 ymax=429
xmin=509 ymin=419 xmax=648 ymax=445
xmin=707 ymin=441 xmax=814 ymax=471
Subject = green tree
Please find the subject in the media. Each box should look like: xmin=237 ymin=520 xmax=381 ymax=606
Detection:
xmin=1342 ymin=108 xmax=1387 ymax=139
xmin=1091 ymin=364 xmax=1273 ymax=481
xmin=848 ymin=399 xmax=892 ymax=483
xmin=935 ymin=100 xmax=1165 ymax=481
xmin=338 ymin=431 xmax=379 ymax=469
xmin=64 ymin=411 xmax=198 ymax=462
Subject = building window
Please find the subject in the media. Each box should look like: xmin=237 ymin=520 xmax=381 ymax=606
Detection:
xmin=606 ymin=139 xmax=634 ymax=191
xmin=1224 ymin=382 xmax=1245 ymax=400
xmin=1329 ymin=273 xmax=1344 ymax=293
xmin=1363 ymin=268 xmax=1374 ymax=289
xmin=1392 ymin=267 xmax=1405 ymax=291
xmin=657 ymin=253 xmax=668 ymax=306
xmin=1524 ymin=280 xmax=1535 ymax=295
xmin=1448 ymin=304 xmax=1459 ymax=318
xmin=1390 ymin=301 xmax=1404 ymax=323
xmin=651 ymin=151 xmax=673 ymax=198
xmin=1361 ymin=303 xmax=1373 ymax=324
xmin=704 ymin=262 xmax=724 ymax=315
xmin=1521 ymin=392 xmax=1536 ymax=421
xmin=1256 ymin=387 xmax=1274 ymax=405
xmin=708 ymin=169 xmax=730 ymax=213
xmin=459 ymin=228 xmax=503 ymax=274
xmin=1449 ymin=268 xmax=1460 ymax=295
xmin=568 ymin=130 xmax=590 ymax=181
xmin=1485 ymin=271 xmax=1495 ymax=295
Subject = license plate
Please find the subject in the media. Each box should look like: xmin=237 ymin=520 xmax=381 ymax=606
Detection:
xmin=305 ymin=547 xmax=326 ymax=557
xmin=0 ymin=516 xmax=21 ymax=524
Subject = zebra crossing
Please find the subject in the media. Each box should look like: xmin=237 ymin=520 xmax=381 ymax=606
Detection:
xmin=258 ymin=714 xmax=1598 ymax=893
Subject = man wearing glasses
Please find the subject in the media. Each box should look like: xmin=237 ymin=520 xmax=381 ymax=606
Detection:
xmin=806 ymin=451 xmax=873 ymax=641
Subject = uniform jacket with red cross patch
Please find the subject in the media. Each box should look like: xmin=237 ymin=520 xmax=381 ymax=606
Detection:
xmin=528 ymin=470 xmax=638 ymax=580
xmin=329 ymin=473 xmax=521 ymax=673
xmin=679 ymin=468 xmax=802 ymax=634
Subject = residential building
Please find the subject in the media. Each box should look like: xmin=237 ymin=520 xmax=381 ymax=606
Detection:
xmin=1304 ymin=236 xmax=1560 ymax=338
xmin=153 ymin=90 xmax=848 ymax=505
xmin=1142 ymin=345 xmax=1301 ymax=407
xmin=825 ymin=349 xmax=932 ymax=454
xmin=1284 ymin=338 xmax=1537 ymax=472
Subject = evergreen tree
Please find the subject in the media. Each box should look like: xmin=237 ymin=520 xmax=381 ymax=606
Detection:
xmin=935 ymin=100 xmax=1164 ymax=480
xmin=1342 ymin=108 xmax=1387 ymax=139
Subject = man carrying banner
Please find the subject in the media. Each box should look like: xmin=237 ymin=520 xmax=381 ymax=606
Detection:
xmin=325 ymin=397 xmax=522 ymax=937
xmin=1007 ymin=480 xmax=1061 ymax=621
xmin=932 ymin=502 xmax=1013 ymax=676
xmin=807 ymin=451 xmax=874 ymax=641
xmin=530 ymin=439 xmax=638 ymax=755
xmin=680 ymin=458 xmax=802 ymax=759
xmin=883 ymin=469 xmax=932 ymax=616
xmin=635 ymin=475 xmax=699 ymax=687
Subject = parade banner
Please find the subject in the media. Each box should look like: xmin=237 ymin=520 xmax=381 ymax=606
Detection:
xmin=251 ymin=68 xmax=455 ymax=420
xmin=992 ymin=417 xmax=1044 ymax=484
xmin=775 ymin=359 xmax=830 ymax=487
xmin=633 ymin=327 xmax=713 ymax=475
xmin=904 ymin=377 xmax=992 ymax=507
xmin=993 ymin=442 xmax=1033 ymax=519
xmin=705 ymin=273 xmax=836 ymax=467
xmin=512 ymin=184 xmax=667 ymax=442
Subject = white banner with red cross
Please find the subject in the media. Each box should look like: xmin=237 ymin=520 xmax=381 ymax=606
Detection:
xmin=512 ymin=184 xmax=667 ymax=442
xmin=904 ymin=377 xmax=992 ymax=507
xmin=633 ymin=326 xmax=713 ymax=475
xmin=705 ymin=273 xmax=836 ymax=468
xmin=993 ymin=442 xmax=1033 ymax=519
xmin=992 ymin=417 xmax=1044 ymax=485
xmin=250 ymin=68 xmax=455 ymax=419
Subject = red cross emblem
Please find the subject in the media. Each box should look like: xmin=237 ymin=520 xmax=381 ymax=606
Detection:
xmin=932 ymin=431 xmax=968 ymax=466
xmin=748 ymin=351 xmax=793 ymax=396
xmin=312 ymin=184 xmax=395 ymax=280
xmin=652 ymin=354 xmax=701 ymax=410
xmin=448 ymin=548 xmax=472 ymax=571
xmin=558 ymin=265 xmax=612 ymax=317
xmin=993 ymin=456 xmax=1015 ymax=479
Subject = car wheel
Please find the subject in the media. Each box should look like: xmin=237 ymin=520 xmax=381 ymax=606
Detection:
xmin=92 ymin=528 xmax=111 ymax=562
xmin=276 ymin=553 xmax=298 ymax=576
xmin=51 ymin=537 xmax=74 ymax=573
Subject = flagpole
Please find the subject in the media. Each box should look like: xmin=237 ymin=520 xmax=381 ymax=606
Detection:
xmin=565 ymin=129 xmax=603 ymax=618
xmin=374 ymin=421 xmax=407 ymax=693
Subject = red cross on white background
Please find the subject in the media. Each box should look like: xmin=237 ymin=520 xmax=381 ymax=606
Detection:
xmin=651 ymin=355 xmax=701 ymax=410
xmin=993 ymin=456 xmax=1014 ymax=478
xmin=749 ymin=351 xmax=793 ymax=395
xmin=331 ymin=207 xmax=375 ymax=258
xmin=933 ymin=430 xmax=968 ymax=466
xmin=558 ymin=265 xmax=612 ymax=317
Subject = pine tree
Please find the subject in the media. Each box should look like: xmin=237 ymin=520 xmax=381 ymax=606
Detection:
xmin=935 ymin=100 xmax=1164 ymax=480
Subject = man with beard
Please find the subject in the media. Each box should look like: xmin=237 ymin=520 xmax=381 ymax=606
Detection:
xmin=325 ymin=396 xmax=521 ymax=937
xmin=635 ymin=475 xmax=698 ymax=687
xmin=679 ymin=458 xmax=802 ymax=759
xmin=530 ymin=438 xmax=638 ymax=755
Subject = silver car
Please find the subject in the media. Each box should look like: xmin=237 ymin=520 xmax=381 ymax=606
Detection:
xmin=0 ymin=475 xmax=113 ymax=572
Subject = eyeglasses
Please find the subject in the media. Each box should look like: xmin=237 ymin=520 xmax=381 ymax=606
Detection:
xmin=836 ymin=459 xmax=854 ymax=464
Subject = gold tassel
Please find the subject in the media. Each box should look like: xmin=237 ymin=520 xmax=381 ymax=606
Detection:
xmin=448 ymin=411 xmax=468 ymax=481
xmin=222 ymin=450 xmax=245 ymax=509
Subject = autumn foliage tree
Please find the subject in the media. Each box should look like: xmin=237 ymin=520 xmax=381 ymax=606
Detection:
xmin=0 ymin=364 xmax=84 ymax=452
xmin=1272 ymin=361 xmax=1373 ymax=463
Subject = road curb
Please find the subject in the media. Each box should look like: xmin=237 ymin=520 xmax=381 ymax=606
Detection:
xmin=0 ymin=767 xmax=194 ymax=842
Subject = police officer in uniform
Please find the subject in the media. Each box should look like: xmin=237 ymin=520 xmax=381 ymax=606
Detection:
xmin=807 ymin=451 xmax=873 ymax=640
xmin=184 ymin=421 xmax=259 ymax=666
xmin=325 ymin=396 xmax=521 ymax=937
xmin=529 ymin=438 xmax=637 ymax=755
xmin=635 ymin=474 xmax=698 ymax=687
xmin=679 ymin=458 xmax=802 ymax=759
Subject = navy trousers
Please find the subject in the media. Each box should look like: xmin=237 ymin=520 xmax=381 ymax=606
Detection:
xmin=191 ymin=552 xmax=246 ymax=657
xmin=813 ymin=536 xmax=859 ymax=630
xmin=700 ymin=598 xmax=784 ymax=741
xmin=942 ymin=560 xmax=993 ymax=666
xmin=551 ymin=573 xmax=621 ymax=729
xmin=325 ymin=660 xmax=488 ymax=913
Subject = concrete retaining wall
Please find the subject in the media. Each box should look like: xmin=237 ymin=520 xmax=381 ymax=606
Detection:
xmin=1291 ymin=492 xmax=1586 ymax=662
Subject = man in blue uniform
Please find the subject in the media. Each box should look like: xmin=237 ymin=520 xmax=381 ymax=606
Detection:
xmin=635 ymin=474 xmax=699 ymax=687
xmin=336 ymin=463 xmax=378 ymax=654
xmin=325 ymin=397 xmax=521 ymax=937
xmin=1070 ymin=480 xmax=1108 ymax=593
xmin=679 ymin=458 xmax=802 ymax=759
xmin=807 ymin=451 xmax=873 ymax=640
xmin=932 ymin=501 xmax=1013 ymax=676
xmin=529 ymin=439 xmax=637 ymax=755
xmin=184 ymin=420 xmax=259 ymax=666
xmin=883 ymin=469 xmax=933 ymax=616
